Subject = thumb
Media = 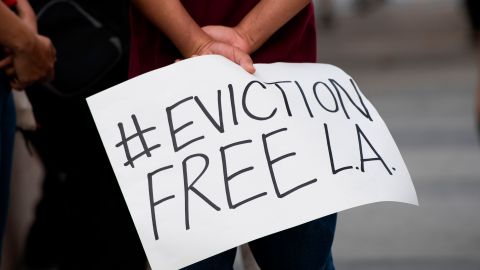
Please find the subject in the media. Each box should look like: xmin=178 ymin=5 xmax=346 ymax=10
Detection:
xmin=233 ymin=47 xmax=255 ymax=74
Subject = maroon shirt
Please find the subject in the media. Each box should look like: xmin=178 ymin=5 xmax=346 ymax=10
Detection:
xmin=2 ymin=0 xmax=17 ymax=7
xmin=129 ymin=1 xmax=316 ymax=78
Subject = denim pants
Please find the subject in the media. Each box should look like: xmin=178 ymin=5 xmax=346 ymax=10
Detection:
xmin=182 ymin=213 xmax=337 ymax=270
xmin=0 ymin=73 xmax=15 ymax=257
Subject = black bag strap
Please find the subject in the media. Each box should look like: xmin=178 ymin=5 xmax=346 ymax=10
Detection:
xmin=36 ymin=0 xmax=123 ymax=98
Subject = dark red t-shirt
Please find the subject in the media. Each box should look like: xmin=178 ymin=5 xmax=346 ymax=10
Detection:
xmin=2 ymin=0 xmax=17 ymax=7
xmin=128 ymin=1 xmax=317 ymax=78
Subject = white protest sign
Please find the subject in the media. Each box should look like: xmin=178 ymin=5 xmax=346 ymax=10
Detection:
xmin=87 ymin=55 xmax=417 ymax=270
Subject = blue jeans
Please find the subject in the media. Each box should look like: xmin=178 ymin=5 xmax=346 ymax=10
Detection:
xmin=182 ymin=213 xmax=337 ymax=270
xmin=0 ymin=73 xmax=15 ymax=258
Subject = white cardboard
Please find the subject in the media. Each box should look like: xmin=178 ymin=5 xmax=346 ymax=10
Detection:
xmin=87 ymin=55 xmax=417 ymax=270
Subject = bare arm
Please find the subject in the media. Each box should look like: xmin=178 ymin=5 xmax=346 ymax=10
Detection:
xmin=17 ymin=0 xmax=37 ymax=32
xmin=131 ymin=0 xmax=255 ymax=73
xmin=236 ymin=0 xmax=311 ymax=53
xmin=203 ymin=0 xmax=311 ymax=54
xmin=0 ymin=2 xmax=35 ymax=51
xmin=0 ymin=1 xmax=55 ymax=89
xmin=132 ymin=0 xmax=209 ymax=58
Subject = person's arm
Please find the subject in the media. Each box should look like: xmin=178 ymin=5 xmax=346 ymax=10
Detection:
xmin=0 ymin=1 xmax=55 ymax=89
xmin=237 ymin=0 xmax=311 ymax=53
xmin=131 ymin=0 xmax=255 ymax=73
xmin=0 ymin=2 xmax=35 ymax=51
xmin=16 ymin=0 xmax=37 ymax=32
xmin=0 ymin=0 xmax=38 ymax=76
xmin=202 ymin=0 xmax=310 ymax=54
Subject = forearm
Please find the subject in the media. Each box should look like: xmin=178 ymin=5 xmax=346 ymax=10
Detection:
xmin=132 ymin=0 xmax=211 ymax=57
xmin=16 ymin=0 xmax=37 ymax=32
xmin=0 ymin=2 xmax=34 ymax=51
xmin=236 ymin=0 xmax=311 ymax=53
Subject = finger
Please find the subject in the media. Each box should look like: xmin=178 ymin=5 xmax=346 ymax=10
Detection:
xmin=240 ymin=57 xmax=255 ymax=74
xmin=233 ymin=47 xmax=255 ymax=74
xmin=0 ymin=56 xmax=13 ymax=69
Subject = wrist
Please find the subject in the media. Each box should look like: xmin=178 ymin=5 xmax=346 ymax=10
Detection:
xmin=234 ymin=25 xmax=256 ymax=54
xmin=11 ymin=25 xmax=36 ymax=53
xmin=188 ymin=33 xmax=213 ymax=57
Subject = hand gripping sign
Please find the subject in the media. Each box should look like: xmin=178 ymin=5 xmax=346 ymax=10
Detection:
xmin=87 ymin=55 xmax=417 ymax=270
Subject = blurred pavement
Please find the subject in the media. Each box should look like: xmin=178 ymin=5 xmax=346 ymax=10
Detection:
xmin=315 ymin=1 xmax=480 ymax=269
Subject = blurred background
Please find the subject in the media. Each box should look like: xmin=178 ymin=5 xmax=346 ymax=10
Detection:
xmin=315 ymin=0 xmax=480 ymax=269
xmin=2 ymin=0 xmax=479 ymax=269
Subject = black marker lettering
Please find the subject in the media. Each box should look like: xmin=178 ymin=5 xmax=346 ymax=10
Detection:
xmin=313 ymin=81 xmax=339 ymax=113
xmin=329 ymin=78 xmax=372 ymax=121
xmin=148 ymin=165 xmax=175 ymax=240
xmin=220 ymin=139 xmax=267 ymax=209
xmin=262 ymin=128 xmax=317 ymax=198
xmin=182 ymin=154 xmax=221 ymax=230
xmin=228 ymin=84 xmax=239 ymax=125
xmin=356 ymin=124 xmax=392 ymax=175
xmin=242 ymin=80 xmax=277 ymax=120
xmin=294 ymin=80 xmax=314 ymax=118
xmin=266 ymin=81 xmax=293 ymax=117
xmin=194 ymin=89 xmax=224 ymax=133
xmin=167 ymin=97 xmax=204 ymax=152
xmin=324 ymin=123 xmax=353 ymax=174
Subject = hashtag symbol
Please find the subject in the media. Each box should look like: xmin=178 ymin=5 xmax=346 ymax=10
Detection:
xmin=115 ymin=114 xmax=161 ymax=168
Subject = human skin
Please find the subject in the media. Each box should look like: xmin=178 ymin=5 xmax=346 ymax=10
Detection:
xmin=131 ymin=0 xmax=310 ymax=73
xmin=202 ymin=0 xmax=311 ymax=54
xmin=16 ymin=0 xmax=37 ymax=32
xmin=0 ymin=1 xmax=55 ymax=89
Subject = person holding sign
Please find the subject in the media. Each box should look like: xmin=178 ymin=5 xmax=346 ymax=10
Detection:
xmin=128 ymin=0 xmax=337 ymax=269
